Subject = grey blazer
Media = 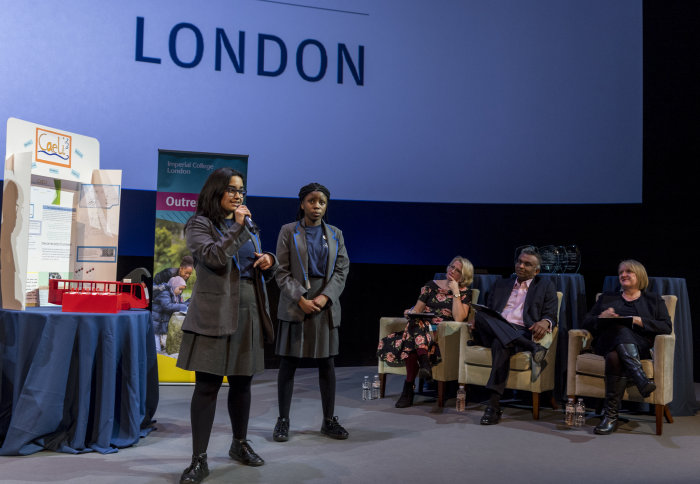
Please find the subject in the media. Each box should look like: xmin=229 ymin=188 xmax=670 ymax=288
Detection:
xmin=182 ymin=215 xmax=277 ymax=337
xmin=275 ymin=220 xmax=349 ymax=327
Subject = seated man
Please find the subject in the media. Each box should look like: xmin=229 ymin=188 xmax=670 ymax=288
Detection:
xmin=472 ymin=245 xmax=558 ymax=425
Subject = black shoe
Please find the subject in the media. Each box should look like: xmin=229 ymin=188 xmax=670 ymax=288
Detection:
xmin=480 ymin=406 xmax=503 ymax=425
xmin=180 ymin=453 xmax=209 ymax=484
xmin=321 ymin=416 xmax=349 ymax=440
xmin=530 ymin=359 xmax=548 ymax=381
xmin=273 ymin=417 xmax=290 ymax=442
xmin=532 ymin=344 xmax=547 ymax=365
xmin=395 ymin=380 xmax=415 ymax=408
xmin=229 ymin=439 xmax=265 ymax=467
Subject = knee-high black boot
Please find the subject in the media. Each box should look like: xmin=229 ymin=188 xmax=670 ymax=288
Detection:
xmin=594 ymin=375 xmax=627 ymax=435
xmin=395 ymin=381 xmax=415 ymax=408
xmin=617 ymin=344 xmax=656 ymax=398
xmin=417 ymin=353 xmax=433 ymax=382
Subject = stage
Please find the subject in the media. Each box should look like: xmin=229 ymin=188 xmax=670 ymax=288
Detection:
xmin=2 ymin=366 xmax=700 ymax=483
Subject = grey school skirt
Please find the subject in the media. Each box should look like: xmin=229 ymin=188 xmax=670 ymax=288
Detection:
xmin=275 ymin=277 xmax=339 ymax=359
xmin=176 ymin=279 xmax=264 ymax=376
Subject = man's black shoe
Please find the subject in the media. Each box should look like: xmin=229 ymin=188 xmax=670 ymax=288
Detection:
xmin=532 ymin=344 xmax=547 ymax=364
xmin=480 ymin=406 xmax=503 ymax=425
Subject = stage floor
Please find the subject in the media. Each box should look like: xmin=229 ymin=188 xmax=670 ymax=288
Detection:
xmin=2 ymin=366 xmax=700 ymax=483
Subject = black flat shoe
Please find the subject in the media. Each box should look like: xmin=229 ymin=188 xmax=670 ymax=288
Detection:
xmin=480 ymin=406 xmax=503 ymax=425
xmin=229 ymin=439 xmax=265 ymax=467
xmin=273 ymin=417 xmax=290 ymax=442
xmin=180 ymin=453 xmax=209 ymax=484
xmin=321 ymin=416 xmax=349 ymax=440
xmin=532 ymin=345 xmax=547 ymax=364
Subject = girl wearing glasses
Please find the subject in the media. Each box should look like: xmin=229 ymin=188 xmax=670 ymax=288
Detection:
xmin=272 ymin=182 xmax=350 ymax=442
xmin=177 ymin=167 xmax=277 ymax=484
xmin=377 ymin=256 xmax=473 ymax=408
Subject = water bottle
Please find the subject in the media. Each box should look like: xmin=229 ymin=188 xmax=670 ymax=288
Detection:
xmin=371 ymin=374 xmax=381 ymax=400
xmin=456 ymin=385 xmax=466 ymax=412
xmin=362 ymin=376 xmax=371 ymax=400
xmin=575 ymin=398 xmax=585 ymax=427
xmin=564 ymin=397 xmax=575 ymax=426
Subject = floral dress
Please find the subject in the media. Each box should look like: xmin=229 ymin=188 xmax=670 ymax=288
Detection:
xmin=377 ymin=281 xmax=472 ymax=367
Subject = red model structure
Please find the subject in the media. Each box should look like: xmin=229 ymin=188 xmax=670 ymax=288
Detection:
xmin=48 ymin=279 xmax=150 ymax=313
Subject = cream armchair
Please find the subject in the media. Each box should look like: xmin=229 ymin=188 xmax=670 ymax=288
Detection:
xmin=566 ymin=294 xmax=677 ymax=435
xmin=458 ymin=292 xmax=563 ymax=420
xmin=378 ymin=289 xmax=479 ymax=407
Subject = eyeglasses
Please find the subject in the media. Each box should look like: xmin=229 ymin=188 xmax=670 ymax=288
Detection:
xmin=225 ymin=186 xmax=246 ymax=196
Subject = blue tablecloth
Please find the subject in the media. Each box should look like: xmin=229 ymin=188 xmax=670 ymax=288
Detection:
xmin=602 ymin=276 xmax=699 ymax=416
xmin=472 ymin=273 xmax=587 ymax=401
xmin=0 ymin=307 xmax=159 ymax=455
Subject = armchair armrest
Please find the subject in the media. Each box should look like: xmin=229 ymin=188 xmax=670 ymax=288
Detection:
xmin=433 ymin=321 xmax=465 ymax=380
xmin=568 ymin=329 xmax=592 ymax=350
xmin=458 ymin=324 xmax=471 ymax=384
xmin=651 ymin=333 xmax=675 ymax=404
xmin=566 ymin=329 xmax=592 ymax=396
xmin=379 ymin=317 xmax=408 ymax=339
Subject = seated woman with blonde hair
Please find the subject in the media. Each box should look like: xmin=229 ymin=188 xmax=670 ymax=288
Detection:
xmin=582 ymin=259 xmax=671 ymax=434
xmin=377 ymin=256 xmax=473 ymax=408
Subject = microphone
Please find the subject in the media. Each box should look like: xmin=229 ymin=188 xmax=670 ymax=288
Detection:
xmin=244 ymin=215 xmax=259 ymax=233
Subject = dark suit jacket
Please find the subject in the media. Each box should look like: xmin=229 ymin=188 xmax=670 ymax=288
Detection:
xmin=275 ymin=220 xmax=349 ymax=327
xmin=486 ymin=275 xmax=559 ymax=328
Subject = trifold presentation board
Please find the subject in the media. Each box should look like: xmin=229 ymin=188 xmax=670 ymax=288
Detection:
xmin=1 ymin=118 xmax=121 ymax=310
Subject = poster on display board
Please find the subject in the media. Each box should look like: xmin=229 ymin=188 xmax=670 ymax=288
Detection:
xmin=1 ymin=118 xmax=121 ymax=309
xmin=153 ymin=149 xmax=247 ymax=382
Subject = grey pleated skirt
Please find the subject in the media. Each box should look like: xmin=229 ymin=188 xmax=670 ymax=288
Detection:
xmin=176 ymin=279 xmax=264 ymax=376
xmin=275 ymin=277 xmax=339 ymax=358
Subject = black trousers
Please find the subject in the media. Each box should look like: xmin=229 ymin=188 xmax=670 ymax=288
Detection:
xmin=473 ymin=312 xmax=535 ymax=395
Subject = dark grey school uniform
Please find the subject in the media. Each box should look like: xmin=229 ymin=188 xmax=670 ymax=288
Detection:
xmin=274 ymin=221 xmax=349 ymax=359
xmin=177 ymin=216 xmax=276 ymax=376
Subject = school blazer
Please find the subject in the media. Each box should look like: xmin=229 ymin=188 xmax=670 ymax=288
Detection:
xmin=182 ymin=215 xmax=277 ymax=338
xmin=275 ymin=220 xmax=349 ymax=327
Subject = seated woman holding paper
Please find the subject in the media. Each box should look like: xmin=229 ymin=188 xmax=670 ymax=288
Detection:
xmin=377 ymin=256 xmax=473 ymax=408
xmin=582 ymin=259 xmax=671 ymax=435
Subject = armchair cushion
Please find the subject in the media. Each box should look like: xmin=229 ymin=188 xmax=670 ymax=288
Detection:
xmin=464 ymin=346 xmax=533 ymax=372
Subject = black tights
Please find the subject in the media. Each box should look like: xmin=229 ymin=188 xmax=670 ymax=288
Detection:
xmin=190 ymin=371 xmax=253 ymax=455
xmin=605 ymin=349 xmax=624 ymax=377
xmin=278 ymin=356 xmax=336 ymax=420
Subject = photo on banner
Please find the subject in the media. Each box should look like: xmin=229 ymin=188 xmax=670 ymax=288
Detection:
xmin=154 ymin=149 xmax=247 ymax=382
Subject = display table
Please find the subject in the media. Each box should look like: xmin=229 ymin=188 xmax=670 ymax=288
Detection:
xmin=602 ymin=276 xmax=699 ymax=416
xmin=0 ymin=307 xmax=158 ymax=455
xmin=472 ymin=273 xmax=586 ymax=401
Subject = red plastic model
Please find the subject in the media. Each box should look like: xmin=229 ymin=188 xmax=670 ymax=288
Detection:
xmin=48 ymin=279 xmax=150 ymax=313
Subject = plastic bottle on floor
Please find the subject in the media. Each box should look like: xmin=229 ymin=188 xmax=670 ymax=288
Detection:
xmin=575 ymin=398 xmax=586 ymax=427
xmin=371 ymin=374 xmax=380 ymax=400
xmin=456 ymin=385 xmax=466 ymax=412
xmin=565 ymin=397 xmax=575 ymax=426
xmin=362 ymin=376 xmax=371 ymax=400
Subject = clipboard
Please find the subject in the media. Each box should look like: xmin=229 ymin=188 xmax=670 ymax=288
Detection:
xmin=598 ymin=316 xmax=634 ymax=329
xmin=405 ymin=312 xmax=436 ymax=320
